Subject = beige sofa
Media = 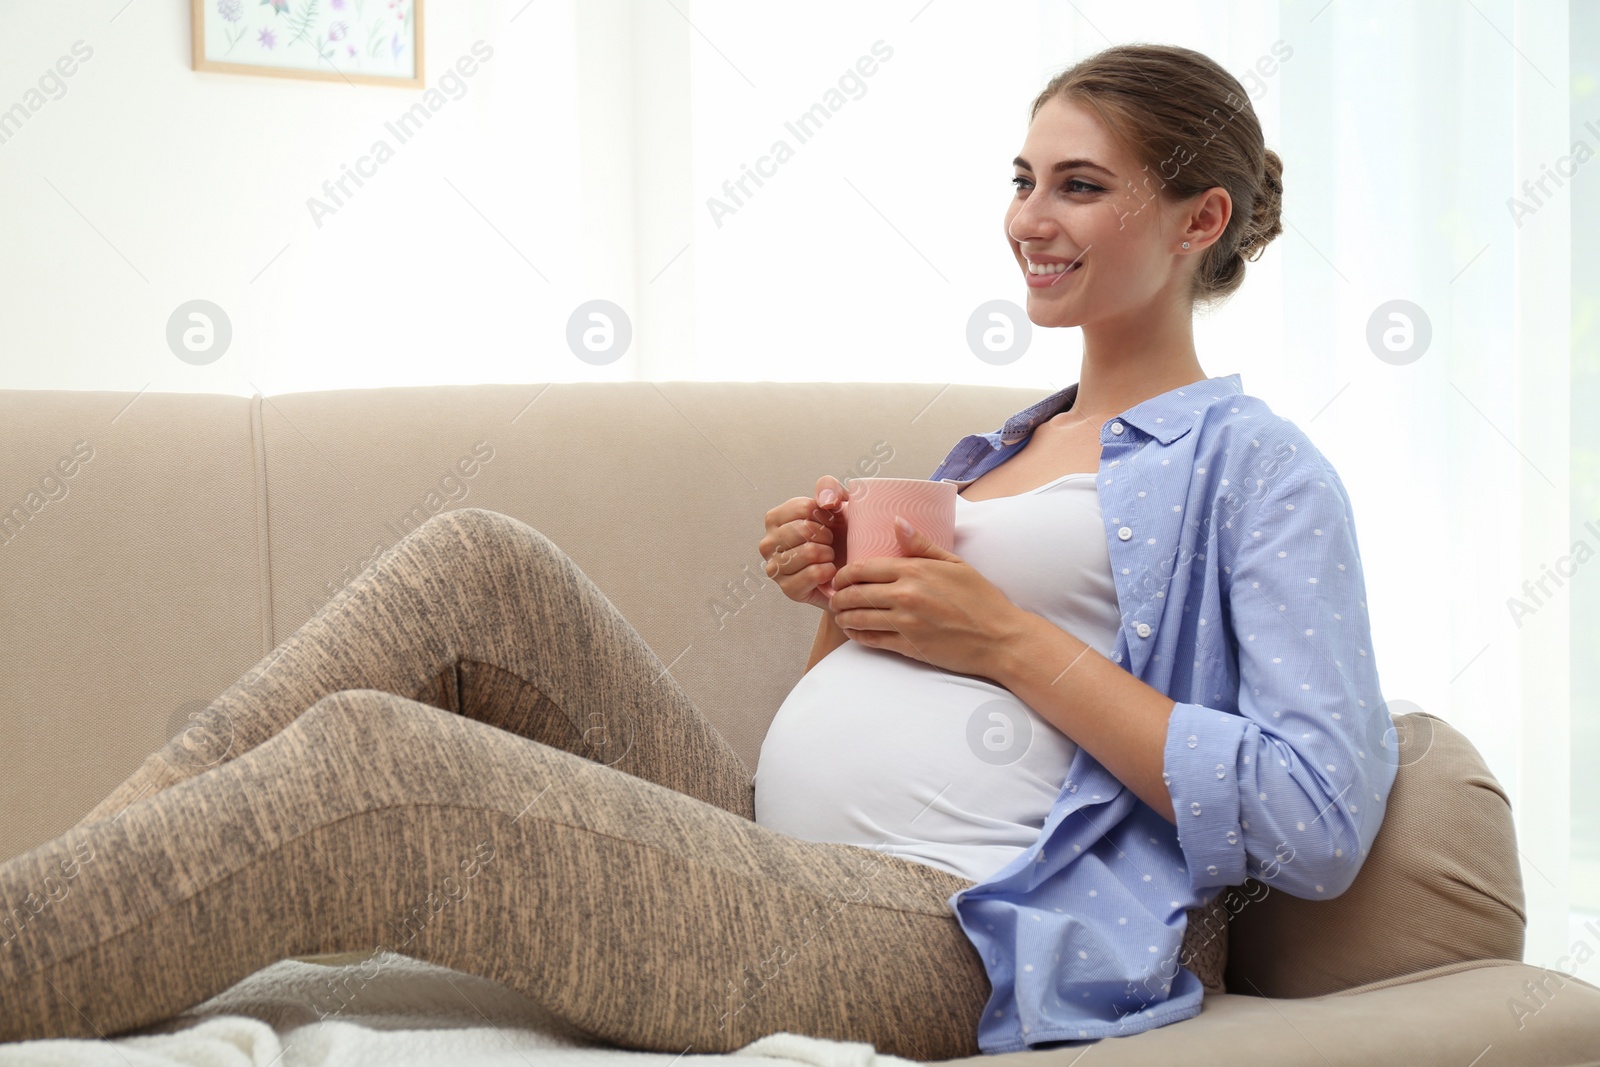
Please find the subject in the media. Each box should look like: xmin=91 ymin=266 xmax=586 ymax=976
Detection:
xmin=1 ymin=382 xmax=1597 ymax=1064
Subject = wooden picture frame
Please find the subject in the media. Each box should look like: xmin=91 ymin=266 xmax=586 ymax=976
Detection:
xmin=191 ymin=0 xmax=423 ymax=88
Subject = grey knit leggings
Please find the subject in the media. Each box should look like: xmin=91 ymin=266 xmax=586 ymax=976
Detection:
xmin=0 ymin=508 xmax=992 ymax=1059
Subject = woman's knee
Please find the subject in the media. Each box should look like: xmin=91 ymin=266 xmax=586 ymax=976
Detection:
xmin=282 ymin=689 xmax=579 ymax=816
xmin=413 ymin=508 xmax=576 ymax=582
xmin=417 ymin=507 xmax=551 ymax=555
xmin=289 ymin=689 xmax=547 ymax=770
xmin=289 ymin=689 xmax=449 ymax=749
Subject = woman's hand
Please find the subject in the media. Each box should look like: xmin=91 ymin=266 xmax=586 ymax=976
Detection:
xmin=760 ymin=476 xmax=851 ymax=612
xmin=829 ymin=517 xmax=1029 ymax=679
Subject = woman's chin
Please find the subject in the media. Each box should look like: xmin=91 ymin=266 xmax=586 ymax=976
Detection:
xmin=1024 ymin=304 xmax=1086 ymax=329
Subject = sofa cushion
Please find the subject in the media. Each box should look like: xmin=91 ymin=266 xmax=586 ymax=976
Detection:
xmin=1224 ymin=711 xmax=1526 ymax=998
xmin=245 ymin=381 xmax=1046 ymax=782
xmin=940 ymin=960 xmax=1600 ymax=1065
xmin=0 ymin=389 xmax=269 ymax=861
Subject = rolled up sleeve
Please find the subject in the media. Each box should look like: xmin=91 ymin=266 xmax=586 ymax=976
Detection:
xmin=1162 ymin=464 xmax=1396 ymax=900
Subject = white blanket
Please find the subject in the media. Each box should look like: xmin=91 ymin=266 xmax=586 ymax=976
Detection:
xmin=0 ymin=951 xmax=922 ymax=1067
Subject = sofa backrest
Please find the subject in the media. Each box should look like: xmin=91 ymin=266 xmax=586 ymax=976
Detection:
xmin=0 ymin=381 xmax=1040 ymax=858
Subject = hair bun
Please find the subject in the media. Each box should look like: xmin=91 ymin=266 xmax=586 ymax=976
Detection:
xmin=1239 ymin=150 xmax=1284 ymax=261
xmin=1262 ymin=150 xmax=1284 ymax=195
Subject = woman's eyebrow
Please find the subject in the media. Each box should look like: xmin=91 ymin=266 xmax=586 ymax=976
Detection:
xmin=1013 ymin=156 xmax=1118 ymax=179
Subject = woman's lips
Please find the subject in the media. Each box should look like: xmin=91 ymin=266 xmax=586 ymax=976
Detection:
xmin=1023 ymin=261 xmax=1082 ymax=288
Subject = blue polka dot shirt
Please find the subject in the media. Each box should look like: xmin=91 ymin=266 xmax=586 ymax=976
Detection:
xmin=927 ymin=372 xmax=1397 ymax=1052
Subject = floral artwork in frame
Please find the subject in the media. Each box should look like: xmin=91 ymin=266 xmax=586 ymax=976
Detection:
xmin=191 ymin=0 xmax=423 ymax=88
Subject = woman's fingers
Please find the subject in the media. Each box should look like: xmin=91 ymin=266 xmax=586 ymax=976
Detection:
xmin=761 ymin=482 xmax=850 ymax=607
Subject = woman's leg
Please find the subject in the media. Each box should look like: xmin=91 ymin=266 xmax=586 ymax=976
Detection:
xmin=79 ymin=507 xmax=752 ymax=826
xmin=2 ymin=690 xmax=989 ymax=1060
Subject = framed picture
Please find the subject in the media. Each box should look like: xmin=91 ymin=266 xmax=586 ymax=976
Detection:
xmin=190 ymin=0 xmax=423 ymax=88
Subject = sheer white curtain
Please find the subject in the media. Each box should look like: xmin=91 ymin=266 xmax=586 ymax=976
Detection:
xmin=1570 ymin=0 xmax=1600 ymax=973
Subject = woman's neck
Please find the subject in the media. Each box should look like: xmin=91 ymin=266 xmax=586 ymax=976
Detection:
xmin=1069 ymin=356 xmax=1208 ymax=422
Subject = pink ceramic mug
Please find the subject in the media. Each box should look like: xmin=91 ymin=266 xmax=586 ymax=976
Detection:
xmin=818 ymin=477 xmax=959 ymax=601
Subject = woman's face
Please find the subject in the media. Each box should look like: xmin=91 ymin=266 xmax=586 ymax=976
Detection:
xmin=1005 ymin=96 xmax=1209 ymax=327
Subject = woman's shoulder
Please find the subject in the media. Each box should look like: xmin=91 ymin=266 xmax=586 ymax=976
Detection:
xmin=1194 ymin=389 xmax=1343 ymax=494
xmin=1185 ymin=391 xmax=1364 ymax=550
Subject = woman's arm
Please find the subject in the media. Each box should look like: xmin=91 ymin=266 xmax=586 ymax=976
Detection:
xmin=993 ymin=459 xmax=1393 ymax=900
xmin=805 ymin=609 xmax=849 ymax=674
xmin=1165 ymin=463 xmax=1395 ymax=899
xmin=993 ymin=615 xmax=1180 ymax=823
xmin=1162 ymin=463 xmax=1392 ymax=898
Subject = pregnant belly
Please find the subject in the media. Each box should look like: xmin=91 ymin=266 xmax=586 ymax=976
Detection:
xmin=753 ymin=641 xmax=1080 ymax=876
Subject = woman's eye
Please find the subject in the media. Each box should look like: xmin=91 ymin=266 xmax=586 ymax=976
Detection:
xmin=1010 ymin=177 xmax=1100 ymax=194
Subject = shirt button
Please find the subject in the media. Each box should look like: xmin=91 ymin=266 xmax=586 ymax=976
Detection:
xmin=1190 ymin=802 xmax=1202 ymax=816
xmin=1186 ymin=734 xmax=1199 ymax=749
xmin=1136 ymin=622 xmax=1152 ymax=638
xmin=1117 ymin=526 xmax=1132 ymax=540
xmin=1207 ymin=864 xmax=1219 ymax=876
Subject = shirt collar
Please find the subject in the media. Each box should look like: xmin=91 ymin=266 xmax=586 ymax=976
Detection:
xmin=995 ymin=372 xmax=1244 ymax=448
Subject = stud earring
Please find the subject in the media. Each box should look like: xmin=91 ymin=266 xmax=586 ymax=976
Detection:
xmin=1182 ymin=241 xmax=1191 ymax=249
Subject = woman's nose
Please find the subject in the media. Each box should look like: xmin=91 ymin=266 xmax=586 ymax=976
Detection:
xmin=1006 ymin=195 xmax=1054 ymax=242
xmin=1007 ymin=207 xmax=1052 ymax=245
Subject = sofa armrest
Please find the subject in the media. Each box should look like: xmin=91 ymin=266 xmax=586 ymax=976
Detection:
xmin=1223 ymin=711 xmax=1526 ymax=998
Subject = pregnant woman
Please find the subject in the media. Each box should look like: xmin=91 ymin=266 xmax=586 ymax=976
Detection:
xmin=0 ymin=43 xmax=1393 ymax=1057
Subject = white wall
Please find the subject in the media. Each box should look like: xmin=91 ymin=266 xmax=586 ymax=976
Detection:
xmin=0 ymin=0 xmax=595 ymax=395
xmin=0 ymin=0 xmax=1296 ymax=398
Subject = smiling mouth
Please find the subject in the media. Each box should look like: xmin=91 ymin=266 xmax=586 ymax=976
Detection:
xmin=1022 ymin=259 xmax=1083 ymax=287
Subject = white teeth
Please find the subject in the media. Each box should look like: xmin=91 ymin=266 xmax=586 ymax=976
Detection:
xmin=1027 ymin=261 xmax=1078 ymax=274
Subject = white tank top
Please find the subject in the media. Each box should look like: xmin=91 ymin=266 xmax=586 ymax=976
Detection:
xmin=753 ymin=471 xmax=1122 ymax=883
